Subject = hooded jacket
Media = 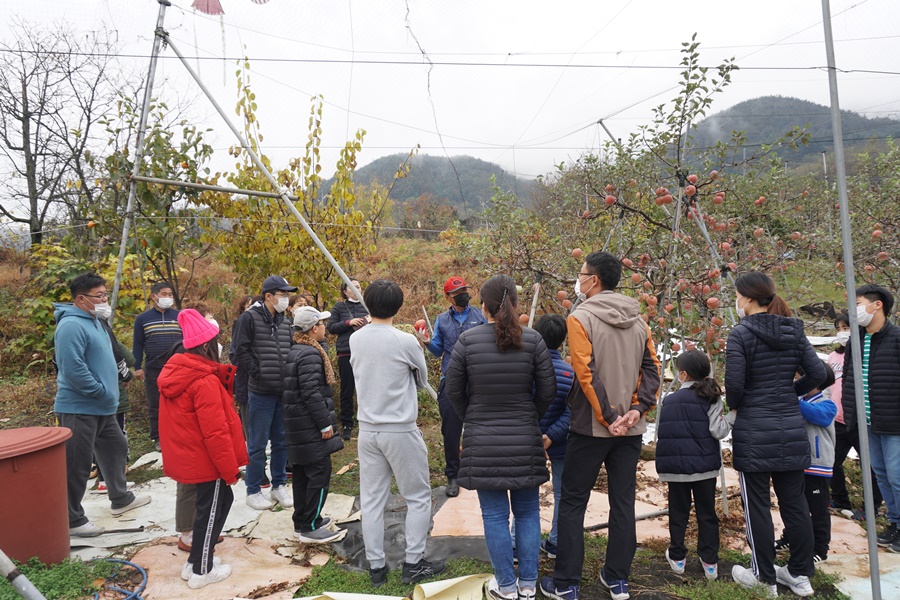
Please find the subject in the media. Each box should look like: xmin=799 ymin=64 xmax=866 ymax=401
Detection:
xmin=798 ymin=391 xmax=837 ymax=477
xmin=282 ymin=344 xmax=344 ymax=465
xmin=541 ymin=348 xmax=573 ymax=460
xmin=53 ymin=303 xmax=119 ymax=416
xmin=157 ymin=353 xmax=248 ymax=484
xmin=566 ymin=291 xmax=660 ymax=437
xmin=724 ymin=313 xmax=826 ymax=473
xmin=445 ymin=324 xmax=556 ymax=491
xmin=841 ymin=321 xmax=900 ymax=435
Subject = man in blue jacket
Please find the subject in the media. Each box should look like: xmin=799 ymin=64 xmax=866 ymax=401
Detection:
xmin=419 ymin=276 xmax=485 ymax=497
xmin=132 ymin=281 xmax=182 ymax=450
xmin=56 ymin=273 xmax=150 ymax=537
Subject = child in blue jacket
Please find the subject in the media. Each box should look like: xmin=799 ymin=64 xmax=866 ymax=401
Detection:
xmin=776 ymin=363 xmax=837 ymax=563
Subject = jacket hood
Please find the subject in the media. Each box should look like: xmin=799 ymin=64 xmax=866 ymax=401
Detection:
xmin=158 ymin=353 xmax=234 ymax=398
xmin=54 ymin=302 xmax=95 ymax=323
xmin=578 ymin=291 xmax=641 ymax=329
xmin=740 ymin=313 xmax=806 ymax=350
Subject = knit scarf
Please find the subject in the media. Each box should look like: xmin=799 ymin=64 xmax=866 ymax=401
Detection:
xmin=293 ymin=331 xmax=335 ymax=385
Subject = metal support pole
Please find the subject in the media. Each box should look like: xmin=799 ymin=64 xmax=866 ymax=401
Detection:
xmin=109 ymin=0 xmax=170 ymax=322
xmin=0 ymin=547 xmax=46 ymax=600
xmin=129 ymin=174 xmax=300 ymax=202
xmin=528 ymin=272 xmax=542 ymax=327
xmin=822 ymin=2 xmax=881 ymax=597
xmin=162 ymin=35 xmax=366 ymax=310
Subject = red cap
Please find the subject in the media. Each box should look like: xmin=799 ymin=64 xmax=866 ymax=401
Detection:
xmin=443 ymin=277 xmax=467 ymax=294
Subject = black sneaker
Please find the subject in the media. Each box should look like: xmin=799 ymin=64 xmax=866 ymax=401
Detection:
xmin=890 ymin=539 xmax=900 ymax=554
xmin=877 ymin=523 xmax=900 ymax=547
xmin=774 ymin=537 xmax=790 ymax=552
xmin=401 ymin=558 xmax=445 ymax=584
xmin=370 ymin=565 xmax=389 ymax=588
xmin=342 ymin=426 xmax=352 ymax=441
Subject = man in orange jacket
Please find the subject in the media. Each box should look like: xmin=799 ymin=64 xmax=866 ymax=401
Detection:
xmin=541 ymin=251 xmax=660 ymax=600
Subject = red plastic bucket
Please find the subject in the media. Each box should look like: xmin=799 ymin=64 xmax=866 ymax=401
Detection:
xmin=0 ymin=427 xmax=73 ymax=564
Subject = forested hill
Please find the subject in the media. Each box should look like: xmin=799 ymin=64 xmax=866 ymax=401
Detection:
xmin=692 ymin=96 xmax=900 ymax=161
xmin=323 ymin=153 xmax=535 ymax=211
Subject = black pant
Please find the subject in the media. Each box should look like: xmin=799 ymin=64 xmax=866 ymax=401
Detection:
xmin=831 ymin=422 xmax=883 ymax=509
xmin=337 ymin=356 xmax=356 ymax=430
xmin=144 ymin=367 xmax=162 ymax=441
xmin=667 ymin=478 xmax=720 ymax=564
xmin=437 ymin=379 xmax=463 ymax=480
xmin=554 ymin=433 xmax=642 ymax=586
xmin=291 ymin=457 xmax=332 ymax=533
xmin=189 ymin=479 xmax=234 ymax=575
xmin=96 ymin=413 xmax=127 ymax=483
xmin=805 ymin=475 xmax=831 ymax=558
xmin=739 ymin=470 xmax=814 ymax=585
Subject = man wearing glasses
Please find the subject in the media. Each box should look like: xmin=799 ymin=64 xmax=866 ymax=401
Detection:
xmin=133 ymin=281 xmax=183 ymax=451
xmin=55 ymin=273 xmax=151 ymax=537
xmin=232 ymin=275 xmax=297 ymax=510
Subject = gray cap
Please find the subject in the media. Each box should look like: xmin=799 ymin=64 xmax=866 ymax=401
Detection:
xmin=292 ymin=306 xmax=331 ymax=331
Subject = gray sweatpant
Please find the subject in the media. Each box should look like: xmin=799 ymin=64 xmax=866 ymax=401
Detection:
xmin=358 ymin=429 xmax=432 ymax=568
xmin=57 ymin=413 xmax=135 ymax=528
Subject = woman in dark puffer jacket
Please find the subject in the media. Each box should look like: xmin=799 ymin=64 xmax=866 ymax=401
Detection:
xmin=725 ymin=272 xmax=826 ymax=598
xmin=283 ymin=306 xmax=344 ymax=544
xmin=445 ymin=274 xmax=556 ymax=600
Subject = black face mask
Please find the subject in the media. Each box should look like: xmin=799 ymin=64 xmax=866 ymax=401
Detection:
xmin=454 ymin=292 xmax=471 ymax=308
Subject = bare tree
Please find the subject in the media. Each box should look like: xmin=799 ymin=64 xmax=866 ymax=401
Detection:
xmin=0 ymin=21 xmax=120 ymax=245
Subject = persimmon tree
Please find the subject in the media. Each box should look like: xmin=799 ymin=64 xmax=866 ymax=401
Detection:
xmin=194 ymin=63 xmax=372 ymax=307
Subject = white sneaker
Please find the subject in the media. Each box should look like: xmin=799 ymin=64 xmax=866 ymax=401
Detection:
xmin=69 ymin=522 xmax=105 ymax=537
xmin=181 ymin=557 xmax=222 ymax=581
xmin=485 ymin=577 xmax=517 ymax=600
xmin=665 ymin=549 xmax=685 ymax=574
xmin=517 ymin=582 xmax=536 ymax=600
xmin=187 ymin=561 xmax=232 ymax=589
xmin=776 ymin=565 xmax=814 ymax=596
xmin=701 ymin=560 xmax=718 ymax=581
xmin=270 ymin=485 xmax=294 ymax=508
xmin=732 ymin=565 xmax=776 ymax=599
xmin=246 ymin=492 xmax=274 ymax=510
xmin=110 ymin=494 xmax=151 ymax=516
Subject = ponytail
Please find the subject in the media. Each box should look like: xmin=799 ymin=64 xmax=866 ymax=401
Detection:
xmin=480 ymin=274 xmax=523 ymax=352
xmin=675 ymin=349 xmax=721 ymax=404
xmin=767 ymin=294 xmax=792 ymax=317
xmin=693 ymin=377 xmax=724 ymax=404
xmin=735 ymin=272 xmax=793 ymax=317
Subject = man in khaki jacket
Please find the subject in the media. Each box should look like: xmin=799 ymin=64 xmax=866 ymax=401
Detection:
xmin=541 ymin=251 xmax=660 ymax=600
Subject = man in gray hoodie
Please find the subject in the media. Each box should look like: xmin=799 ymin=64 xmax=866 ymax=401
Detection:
xmin=349 ymin=279 xmax=444 ymax=588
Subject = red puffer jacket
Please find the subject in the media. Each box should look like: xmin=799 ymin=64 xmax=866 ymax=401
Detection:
xmin=158 ymin=353 xmax=248 ymax=484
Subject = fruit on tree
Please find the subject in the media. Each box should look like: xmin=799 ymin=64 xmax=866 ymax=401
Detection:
xmin=582 ymin=210 xmax=591 ymax=219
xmin=687 ymin=174 xmax=698 ymax=184
xmin=709 ymin=170 xmax=719 ymax=180
xmin=605 ymin=183 xmax=615 ymax=193
xmin=572 ymin=248 xmax=583 ymax=258
xmin=631 ymin=273 xmax=642 ymax=285
xmin=706 ymin=297 xmax=720 ymax=309
xmin=685 ymin=185 xmax=697 ymax=196
xmin=605 ymin=195 xmax=617 ymax=205
xmin=562 ymin=299 xmax=573 ymax=309
xmin=519 ymin=314 xmax=530 ymax=324
xmin=557 ymin=290 xmax=568 ymax=301
xmin=873 ymin=230 xmax=883 ymax=238
xmin=672 ymin=342 xmax=681 ymax=352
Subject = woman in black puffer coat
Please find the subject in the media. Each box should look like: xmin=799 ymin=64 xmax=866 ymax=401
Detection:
xmin=327 ymin=278 xmax=370 ymax=440
xmin=283 ymin=307 xmax=344 ymax=543
xmin=725 ymin=272 xmax=826 ymax=596
xmin=445 ymin=274 xmax=556 ymax=599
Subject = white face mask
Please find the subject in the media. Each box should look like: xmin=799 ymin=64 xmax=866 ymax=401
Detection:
xmin=206 ymin=316 xmax=219 ymax=330
xmin=274 ymin=296 xmax=290 ymax=313
xmin=835 ymin=331 xmax=851 ymax=346
xmin=736 ymin=296 xmax=748 ymax=319
xmin=857 ymin=304 xmax=875 ymax=327
xmin=156 ymin=297 xmax=174 ymax=310
xmin=346 ymin=290 xmax=361 ymax=303
xmin=93 ymin=302 xmax=112 ymax=319
xmin=574 ymin=276 xmax=595 ymax=302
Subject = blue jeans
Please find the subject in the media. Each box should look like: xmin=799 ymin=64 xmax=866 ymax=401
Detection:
xmin=477 ymin=487 xmax=541 ymax=594
xmin=510 ymin=457 xmax=565 ymax=547
xmin=867 ymin=426 xmax=900 ymax=525
xmin=245 ymin=391 xmax=287 ymax=495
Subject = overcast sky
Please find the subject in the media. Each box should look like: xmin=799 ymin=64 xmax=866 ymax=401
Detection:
xmin=4 ymin=0 xmax=900 ymax=180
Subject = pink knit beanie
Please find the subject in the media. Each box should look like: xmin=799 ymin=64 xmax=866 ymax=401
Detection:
xmin=178 ymin=308 xmax=220 ymax=349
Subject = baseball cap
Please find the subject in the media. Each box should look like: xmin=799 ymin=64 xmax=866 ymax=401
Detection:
xmin=444 ymin=276 xmax=467 ymax=295
xmin=292 ymin=306 xmax=332 ymax=331
xmin=262 ymin=275 xmax=298 ymax=294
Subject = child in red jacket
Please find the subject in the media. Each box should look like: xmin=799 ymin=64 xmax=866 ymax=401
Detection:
xmin=158 ymin=309 xmax=249 ymax=590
